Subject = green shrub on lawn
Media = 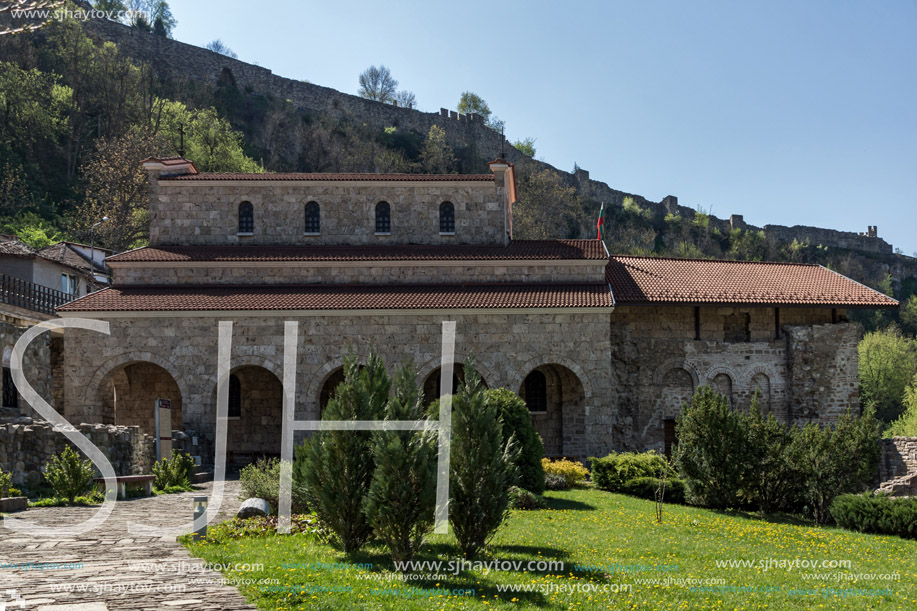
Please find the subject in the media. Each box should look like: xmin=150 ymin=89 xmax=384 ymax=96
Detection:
xmin=541 ymin=458 xmax=588 ymax=488
xmin=619 ymin=476 xmax=686 ymax=505
xmin=0 ymin=467 xmax=11 ymax=498
xmin=239 ymin=457 xmax=309 ymax=514
xmin=486 ymin=388 xmax=545 ymax=494
xmin=152 ymin=449 xmax=195 ymax=490
xmin=44 ymin=445 xmax=94 ymax=504
xmin=590 ymin=451 xmax=667 ymax=492
xmin=544 ymin=473 xmax=568 ymax=490
xmin=508 ymin=486 xmax=546 ymax=510
xmin=830 ymin=493 xmax=917 ymax=539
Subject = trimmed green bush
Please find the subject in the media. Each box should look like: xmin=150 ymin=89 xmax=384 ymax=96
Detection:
xmin=486 ymin=388 xmax=545 ymax=494
xmin=297 ymin=353 xmax=389 ymax=553
xmin=831 ymin=493 xmax=917 ymax=539
xmin=44 ymin=446 xmax=94 ymax=504
xmin=590 ymin=452 xmax=667 ymax=492
xmin=619 ymin=477 xmax=686 ymax=505
xmin=152 ymin=449 xmax=195 ymax=490
xmin=508 ymin=486 xmax=546 ymax=510
xmin=239 ymin=457 xmax=309 ymax=514
xmin=541 ymin=458 xmax=588 ymax=488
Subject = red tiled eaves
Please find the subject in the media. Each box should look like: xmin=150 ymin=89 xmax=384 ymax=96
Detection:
xmin=56 ymin=284 xmax=613 ymax=312
xmin=160 ymin=172 xmax=495 ymax=182
xmin=606 ymin=255 xmax=899 ymax=308
xmin=107 ymin=240 xmax=609 ymax=263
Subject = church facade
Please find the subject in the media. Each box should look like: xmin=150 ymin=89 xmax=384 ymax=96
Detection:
xmin=56 ymin=157 xmax=897 ymax=464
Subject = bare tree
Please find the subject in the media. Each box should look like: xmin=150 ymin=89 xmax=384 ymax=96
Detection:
xmin=393 ymin=90 xmax=416 ymax=109
xmin=205 ymin=38 xmax=237 ymax=59
xmin=358 ymin=65 xmax=398 ymax=103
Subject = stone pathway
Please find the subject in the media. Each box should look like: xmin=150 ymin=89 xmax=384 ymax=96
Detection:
xmin=0 ymin=479 xmax=257 ymax=610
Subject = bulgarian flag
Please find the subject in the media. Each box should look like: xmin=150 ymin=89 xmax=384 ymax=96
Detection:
xmin=596 ymin=202 xmax=607 ymax=240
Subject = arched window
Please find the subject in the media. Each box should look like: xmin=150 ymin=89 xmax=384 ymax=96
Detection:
xmin=304 ymin=201 xmax=320 ymax=234
xmin=439 ymin=201 xmax=455 ymax=233
xmin=375 ymin=201 xmax=391 ymax=234
xmin=238 ymin=201 xmax=254 ymax=234
xmin=523 ymin=370 xmax=547 ymax=413
xmin=228 ymin=373 xmax=242 ymax=418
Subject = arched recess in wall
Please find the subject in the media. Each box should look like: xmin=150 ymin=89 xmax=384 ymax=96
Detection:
xmin=422 ymin=364 xmax=489 ymax=408
xmin=96 ymin=361 xmax=183 ymax=437
xmin=210 ymin=364 xmax=282 ymax=466
xmin=518 ymin=363 xmax=586 ymax=458
xmin=706 ymin=366 xmax=737 ymax=407
xmin=750 ymin=372 xmax=771 ymax=413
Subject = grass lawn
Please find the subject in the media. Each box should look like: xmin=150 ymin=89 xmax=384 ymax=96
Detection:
xmin=183 ymin=488 xmax=917 ymax=610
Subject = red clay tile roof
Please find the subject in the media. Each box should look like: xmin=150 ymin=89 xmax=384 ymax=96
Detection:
xmin=159 ymin=172 xmax=494 ymax=182
xmin=606 ymin=255 xmax=899 ymax=308
xmin=56 ymin=284 xmax=613 ymax=312
xmin=38 ymin=243 xmax=104 ymax=273
xmin=107 ymin=240 xmax=608 ymax=263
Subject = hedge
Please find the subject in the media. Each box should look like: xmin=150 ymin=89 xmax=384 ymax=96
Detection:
xmin=830 ymin=493 xmax=917 ymax=540
xmin=590 ymin=452 xmax=667 ymax=492
xmin=620 ymin=477 xmax=686 ymax=505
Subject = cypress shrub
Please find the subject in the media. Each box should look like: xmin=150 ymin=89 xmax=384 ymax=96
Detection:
xmin=485 ymin=388 xmax=545 ymax=494
xmin=45 ymin=446 xmax=94 ymax=504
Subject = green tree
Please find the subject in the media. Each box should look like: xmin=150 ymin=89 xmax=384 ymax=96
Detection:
xmin=513 ymin=137 xmax=536 ymax=158
xmin=486 ymin=388 xmax=544 ymax=494
xmin=45 ymin=445 xmax=95 ymax=504
xmin=743 ymin=394 xmax=803 ymax=513
xmin=93 ymin=0 xmax=127 ymax=15
xmin=358 ymin=65 xmax=398 ymax=103
xmin=298 ymin=354 xmax=389 ymax=553
xmin=364 ymin=365 xmax=437 ymax=563
xmin=858 ymin=327 xmax=917 ymax=422
xmin=899 ymin=295 xmax=917 ymax=337
xmin=885 ymin=374 xmax=917 ymax=437
xmin=449 ymin=364 xmax=518 ymax=559
xmin=419 ymin=124 xmax=455 ymax=174
xmin=675 ymin=386 xmax=748 ymax=509
xmin=512 ymin=163 xmax=586 ymax=239
xmin=457 ymin=91 xmax=490 ymax=121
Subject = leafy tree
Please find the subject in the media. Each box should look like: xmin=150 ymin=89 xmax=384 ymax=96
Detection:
xmin=885 ymin=374 xmax=917 ymax=437
xmin=297 ymin=354 xmax=389 ymax=553
xmin=900 ymin=295 xmax=917 ymax=337
xmin=858 ymin=327 xmax=917 ymax=422
xmin=393 ymin=90 xmax=416 ymax=109
xmin=743 ymin=394 xmax=804 ymax=513
xmin=419 ymin=124 xmax=455 ymax=174
xmin=364 ymin=364 xmax=437 ymax=562
xmin=205 ymin=39 xmax=237 ymax=59
xmin=45 ymin=445 xmax=94 ymax=504
xmin=128 ymin=0 xmax=175 ymax=37
xmin=449 ymin=364 xmax=518 ymax=559
xmin=485 ymin=388 xmax=544 ymax=494
xmin=93 ymin=0 xmax=127 ymax=15
xmin=358 ymin=65 xmax=398 ymax=103
xmin=675 ymin=386 xmax=748 ymax=509
xmin=513 ymin=137 xmax=536 ymax=158
xmin=512 ymin=163 xmax=586 ymax=239
xmin=0 ymin=212 xmax=65 ymax=248
xmin=790 ymin=406 xmax=880 ymax=524
xmin=457 ymin=91 xmax=491 ymax=122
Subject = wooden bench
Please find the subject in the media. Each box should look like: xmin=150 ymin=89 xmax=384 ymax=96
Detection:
xmin=92 ymin=475 xmax=156 ymax=498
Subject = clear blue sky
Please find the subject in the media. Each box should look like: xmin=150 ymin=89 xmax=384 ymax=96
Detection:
xmin=167 ymin=0 xmax=917 ymax=255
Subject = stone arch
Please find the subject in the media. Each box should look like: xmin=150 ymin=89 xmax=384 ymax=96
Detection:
xmin=517 ymin=362 xmax=586 ymax=458
xmin=422 ymin=364 xmax=490 ymax=407
xmin=94 ymin=361 xmax=183 ymax=437
xmin=318 ymin=366 xmax=346 ymax=414
xmin=706 ymin=366 xmax=738 ymax=407
xmin=85 ymin=351 xmax=189 ymax=425
xmin=514 ymin=355 xmax=594 ymax=402
xmin=749 ymin=372 xmax=772 ymax=413
xmin=306 ymin=354 xmax=373 ymax=415
xmin=210 ymin=364 xmax=283 ymax=466
xmin=653 ymin=359 xmax=700 ymax=387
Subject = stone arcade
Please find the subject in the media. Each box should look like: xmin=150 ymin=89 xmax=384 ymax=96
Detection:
xmin=54 ymin=157 xmax=898 ymax=466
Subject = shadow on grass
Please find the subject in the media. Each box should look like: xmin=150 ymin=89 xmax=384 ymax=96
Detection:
xmin=542 ymin=495 xmax=596 ymax=511
xmin=709 ymin=508 xmax=814 ymax=527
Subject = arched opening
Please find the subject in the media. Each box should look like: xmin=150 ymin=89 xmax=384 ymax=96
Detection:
xmin=750 ymin=372 xmax=771 ymax=413
xmin=319 ymin=367 xmax=346 ymax=415
xmin=375 ymin=201 xmax=391 ymax=234
xmin=304 ymin=201 xmax=320 ymax=234
xmin=422 ymin=364 xmax=489 ymax=407
xmin=518 ymin=364 xmax=584 ymax=458
xmin=712 ymin=373 xmax=734 ymax=407
xmin=213 ymin=365 xmax=283 ymax=467
xmin=439 ymin=201 xmax=455 ymax=233
xmin=238 ymin=201 xmax=254 ymax=234
xmin=97 ymin=362 xmax=183 ymax=437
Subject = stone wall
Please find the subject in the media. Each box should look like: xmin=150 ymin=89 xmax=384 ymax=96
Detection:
xmin=111 ymin=261 xmax=607 ymax=286
xmin=149 ymin=180 xmax=508 ymax=247
xmin=79 ymin=17 xmax=903 ymax=260
xmin=0 ymin=420 xmax=155 ymax=487
xmin=785 ymin=322 xmax=861 ymax=423
xmin=62 ymin=310 xmax=612 ymax=462
xmin=0 ymin=319 xmax=53 ymax=416
xmin=878 ymin=437 xmax=917 ymax=484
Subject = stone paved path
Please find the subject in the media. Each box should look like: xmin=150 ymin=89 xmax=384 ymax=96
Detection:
xmin=0 ymin=479 xmax=257 ymax=610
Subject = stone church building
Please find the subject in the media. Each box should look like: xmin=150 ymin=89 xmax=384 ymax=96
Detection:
xmin=56 ymin=157 xmax=897 ymax=464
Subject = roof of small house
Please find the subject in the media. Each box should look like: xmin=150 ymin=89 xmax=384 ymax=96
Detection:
xmin=38 ymin=242 xmax=106 ymax=274
xmin=106 ymin=240 xmax=609 ymax=263
xmin=158 ymin=172 xmax=496 ymax=182
xmin=605 ymin=255 xmax=898 ymax=308
xmin=55 ymin=283 xmax=614 ymax=312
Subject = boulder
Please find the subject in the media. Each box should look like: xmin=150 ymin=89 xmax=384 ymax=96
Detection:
xmin=237 ymin=497 xmax=272 ymax=518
